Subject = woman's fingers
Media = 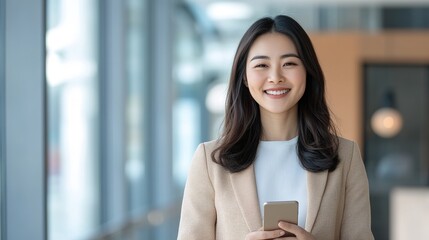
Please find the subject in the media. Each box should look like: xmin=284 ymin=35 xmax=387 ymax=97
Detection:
xmin=278 ymin=221 xmax=303 ymax=236
xmin=278 ymin=221 xmax=315 ymax=240
xmin=245 ymin=229 xmax=286 ymax=240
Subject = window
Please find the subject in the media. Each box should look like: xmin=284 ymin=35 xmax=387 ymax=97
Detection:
xmin=125 ymin=0 xmax=149 ymax=215
xmin=46 ymin=0 xmax=100 ymax=239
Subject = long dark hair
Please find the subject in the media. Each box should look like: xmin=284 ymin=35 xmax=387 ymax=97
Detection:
xmin=212 ymin=15 xmax=339 ymax=173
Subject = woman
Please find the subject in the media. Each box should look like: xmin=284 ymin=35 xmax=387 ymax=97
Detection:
xmin=177 ymin=15 xmax=373 ymax=240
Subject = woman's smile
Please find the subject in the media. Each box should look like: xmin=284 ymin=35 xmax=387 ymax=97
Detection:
xmin=264 ymin=88 xmax=291 ymax=98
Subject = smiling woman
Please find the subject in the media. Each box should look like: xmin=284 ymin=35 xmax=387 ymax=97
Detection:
xmin=177 ymin=15 xmax=374 ymax=240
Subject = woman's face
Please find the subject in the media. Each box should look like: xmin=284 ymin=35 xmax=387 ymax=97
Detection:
xmin=245 ymin=32 xmax=306 ymax=118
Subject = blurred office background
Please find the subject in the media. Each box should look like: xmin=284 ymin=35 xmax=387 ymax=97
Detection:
xmin=2 ymin=0 xmax=429 ymax=239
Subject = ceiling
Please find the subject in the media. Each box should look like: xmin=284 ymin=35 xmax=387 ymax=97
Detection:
xmin=183 ymin=0 xmax=429 ymax=37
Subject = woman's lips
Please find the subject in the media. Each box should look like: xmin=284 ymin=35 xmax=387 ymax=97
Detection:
xmin=264 ymin=89 xmax=290 ymax=96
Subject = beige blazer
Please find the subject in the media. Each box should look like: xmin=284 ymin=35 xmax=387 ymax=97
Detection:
xmin=177 ymin=137 xmax=374 ymax=240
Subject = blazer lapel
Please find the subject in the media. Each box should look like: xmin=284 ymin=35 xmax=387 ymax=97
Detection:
xmin=305 ymin=170 xmax=328 ymax=232
xmin=229 ymin=164 xmax=262 ymax=232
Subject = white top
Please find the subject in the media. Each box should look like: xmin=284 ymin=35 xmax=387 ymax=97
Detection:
xmin=254 ymin=136 xmax=308 ymax=228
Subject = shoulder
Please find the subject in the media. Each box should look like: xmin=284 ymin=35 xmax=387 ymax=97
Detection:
xmin=337 ymin=137 xmax=360 ymax=157
xmin=192 ymin=139 xmax=221 ymax=161
xmin=335 ymin=137 xmax=365 ymax=174
xmin=200 ymin=139 xmax=221 ymax=153
xmin=336 ymin=137 xmax=363 ymax=166
xmin=192 ymin=139 xmax=225 ymax=171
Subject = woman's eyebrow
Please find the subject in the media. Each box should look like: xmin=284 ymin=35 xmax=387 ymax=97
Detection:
xmin=250 ymin=55 xmax=269 ymax=61
xmin=250 ymin=53 xmax=300 ymax=61
xmin=280 ymin=53 xmax=300 ymax=59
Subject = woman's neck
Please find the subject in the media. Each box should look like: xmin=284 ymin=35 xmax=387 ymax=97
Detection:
xmin=260 ymin=109 xmax=298 ymax=141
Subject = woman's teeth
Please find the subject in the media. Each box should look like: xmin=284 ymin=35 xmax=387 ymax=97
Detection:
xmin=265 ymin=89 xmax=290 ymax=95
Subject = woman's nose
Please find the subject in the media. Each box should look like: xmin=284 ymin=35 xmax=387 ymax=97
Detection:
xmin=268 ymin=67 xmax=284 ymax=83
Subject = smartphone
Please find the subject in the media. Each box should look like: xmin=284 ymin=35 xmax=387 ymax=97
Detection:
xmin=263 ymin=201 xmax=299 ymax=236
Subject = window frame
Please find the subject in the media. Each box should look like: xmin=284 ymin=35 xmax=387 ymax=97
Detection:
xmin=1 ymin=0 xmax=180 ymax=239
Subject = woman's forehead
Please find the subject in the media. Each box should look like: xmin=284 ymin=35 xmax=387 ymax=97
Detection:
xmin=247 ymin=32 xmax=298 ymax=59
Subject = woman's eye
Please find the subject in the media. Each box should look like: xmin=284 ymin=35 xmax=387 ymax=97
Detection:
xmin=255 ymin=64 xmax=268 ymax=68
xmin=283 ymin=62 xmax=297 ymax=67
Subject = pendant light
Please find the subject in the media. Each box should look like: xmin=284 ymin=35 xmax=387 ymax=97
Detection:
xmin=370 ymin=89 xmax=403 ymax=138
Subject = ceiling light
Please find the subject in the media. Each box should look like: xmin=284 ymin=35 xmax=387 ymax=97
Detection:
xmin=207 ymin=2 xmax=253 ymax=20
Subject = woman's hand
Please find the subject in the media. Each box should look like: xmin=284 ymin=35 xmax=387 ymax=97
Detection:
xmin=245 ymin=222 xmax=315 ymax=240
xmin=276 ymin=221 xmax=315 ymax=240
xmin=245 ymin=228 xmax=287 ymax=240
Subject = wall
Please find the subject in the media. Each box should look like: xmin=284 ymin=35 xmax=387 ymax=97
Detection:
xmin=310 ymin=31 xmax=429 ymax=147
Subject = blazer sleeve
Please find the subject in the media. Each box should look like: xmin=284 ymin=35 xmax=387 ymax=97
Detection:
xmin=177 ymin=143 xmax=216 ymax=240
xmin=341 ymin=142 xmax=374 ymax=240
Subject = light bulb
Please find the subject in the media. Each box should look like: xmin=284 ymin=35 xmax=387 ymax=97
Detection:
xmin=371 ymin=107 xmax=403 ymax=138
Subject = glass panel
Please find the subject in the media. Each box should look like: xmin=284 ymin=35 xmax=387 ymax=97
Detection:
xmin=173 ymin=2 xmax=205 ymax=190
xmin=46 ymin=0 xmax=100 ymax=239
xmin=126 ymin=0 xmax=149 ymax=214
xmin=125 ymin=1 xmax=151 ymax=238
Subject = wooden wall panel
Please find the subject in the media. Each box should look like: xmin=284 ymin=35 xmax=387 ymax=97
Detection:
xmin=309 ymin=31 xmax=429 ymax=146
